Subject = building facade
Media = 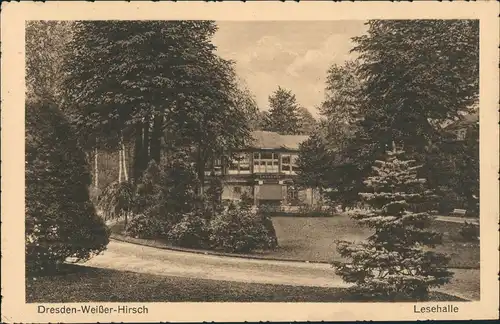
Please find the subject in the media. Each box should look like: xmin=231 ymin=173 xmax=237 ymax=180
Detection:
xmin=206 ymin=131 xmax=316 ymax=207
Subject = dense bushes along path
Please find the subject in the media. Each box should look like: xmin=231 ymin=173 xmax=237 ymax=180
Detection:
xmin=83 ymin=240 xmax=479 ymax=301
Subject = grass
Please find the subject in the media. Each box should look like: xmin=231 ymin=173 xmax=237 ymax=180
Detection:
xmin=269 ymin=216 xmax=480 ymax=269
xmin=26 ymin=265 xmax=465 ymax=303
xmin=110 ymin=214 xmax=479 ymax=269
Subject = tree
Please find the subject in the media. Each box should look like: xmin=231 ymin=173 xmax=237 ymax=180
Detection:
xmin=320 ymin=60 xmax=364 ymax=126
xmin=175 ymin=55 xmax=255 ymax=197
xmin=249 ymin=110 xmax=270 ymax=131
xmin=62 ymin=21 xmax=221 ymax=181
xmin=296 ymin=130 xmax=330 ymax=194
xmin=26 ymin=98 xmax=109 ymax=273
xmin=306 ymin=20 xmax=479 ymax=209
xmin=297 ymin=106 xmax=317 ymax=135
xmin=25 ymin=21 xmax=73 ymax=104
xmin=203 ymin=174 xmax=224 ymax=218
xmin=333 ymin=148 xmax=452 ymax=301
xmin=63 ymin=21 xmax=253 ymax=193
xmin=425 ymin=120 xmax=479 ymax=215
xmin=353 ymin=20 xmax=478 ymax=155
xmin=298 ymin=60 xmax=367 ymax=209
xmin=263 ymin=87 xmax=301 ymax=135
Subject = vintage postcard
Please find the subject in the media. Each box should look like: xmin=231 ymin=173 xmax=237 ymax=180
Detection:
xmin=1 ymin=1 xmax=498 ymax=322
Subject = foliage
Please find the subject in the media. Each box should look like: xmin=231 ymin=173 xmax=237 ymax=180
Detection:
xmin=209 ymin=206 xmax=278 ymax=253
xmin=333 ymin=149 xmax=452 ymax=301
xmin=353 ymin=20 xmax=478 ymax=154
xmin=203 ymin=174 xmax=224 ymax=218
xmin=297 ymin=61 xmax=371 ymax=209
xmin=297 ymin=205 xmax=335 ymax=217
xmin=98 ymin=181 xmax=135 ymax=221
xmin=320 ymin=60 xmax=365 ymax=129
xmin=458 ymin=222 xmax=479 ymax=242
xmin=125 ymin=155 xmax=200 ymax=237
xmin=239 ymin=191 xmax=255 ymax=210
xmin=296 ymin=130 xmax=332 ymax=190
xmin=263 ymin=87 xmax=302 ymax=135
xmin=62 ymin=21 xmax=253 ymax=185
xmin=303 ymin=20 xmax=479 ymax=209
xmin=297 ymin=106 xmax=318 ymax=135
xmin=257 ymin=210 xmax=279 ymax=249
xmin=168 ymin=213 xmax=210 ymax=248
xmin=425 ymin=121 xmax=479 ymax=215
xmin=25 ymin=21 xmax=73 ymax=104
xmin=26 ymin=99 xmax=109 ymax=273
xmin=125 ymin=211 xmax=169 ymax=239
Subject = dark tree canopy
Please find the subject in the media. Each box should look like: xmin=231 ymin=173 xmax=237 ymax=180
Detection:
xmin=25 ymin=21 xmax=73 ymax=104
xmin=263 ymin=87 xmax=302 ymax=135
xmin=62 ymin=21 xmax=253 ymax=184
xmin=26 ymin=98 xmax=109 ymax=273
xmin=299 ymin=20 xmax=479 ymax=209
xmin=353 ymin=20 xmax=479 ymax=153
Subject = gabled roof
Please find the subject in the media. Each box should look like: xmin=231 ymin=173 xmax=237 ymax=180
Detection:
xmin=250 ymin=130 xmax=309 ymax=151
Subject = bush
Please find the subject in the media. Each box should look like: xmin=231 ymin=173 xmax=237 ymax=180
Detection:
xmin=125 ymin=209 xmax=169 ymax=239
xmin=297 ymin=205 xmax=334 ymax=217
xmin=208 ymin=207 xmax=278 ymax=253
xmin=98 ymin=181 xmax=135 ymax=221
xmin=458 ymin=221 xmax=479 ymax=242
xmin=437 ymin=188 xmax=466 ymax=215
xmin=26 ymin=99 xmax=109 ymax=274
xmin=168 ymin=213 xmax=210 ymax=248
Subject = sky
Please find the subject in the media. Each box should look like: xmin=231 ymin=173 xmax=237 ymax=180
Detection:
xmin=212 ymin=21 xmax=368 ymax=117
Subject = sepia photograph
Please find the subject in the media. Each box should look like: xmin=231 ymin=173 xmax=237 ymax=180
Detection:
xmin=1 ymin=1 xmax=498 ymax=323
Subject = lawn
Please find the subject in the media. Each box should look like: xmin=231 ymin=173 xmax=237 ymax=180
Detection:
xmin=269 ymin=215 xmax=480 ymax=269
xmin=26 ymin=265 xmax=465 ymax=303
xmin=109 ymin=214 xmax=479 ymax=269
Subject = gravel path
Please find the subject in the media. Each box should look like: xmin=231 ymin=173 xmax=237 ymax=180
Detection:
xmin=84 ymin=240 xmax=480 ymax=300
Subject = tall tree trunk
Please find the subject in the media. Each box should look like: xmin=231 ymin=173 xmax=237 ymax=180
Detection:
xmin=133 ymin=122 xmax=144 ymax=182
xmin=94 ymin=147 xmax=99 ymax=189
xmin=143 ymin=117 xmax=151 ymax=167
xmin=122 ymin=142 xmax=129 ymax=182
xmin=150 ymin=112 xmax=163 ymax=163
xmin=118 ymin=146 xmax=123 ymax=183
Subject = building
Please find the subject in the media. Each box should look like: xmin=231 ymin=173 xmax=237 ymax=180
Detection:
xmin=443 ymin=112 xmax=479 ymax=141
xmin=206 ymin=130 xmax=315 ymax=206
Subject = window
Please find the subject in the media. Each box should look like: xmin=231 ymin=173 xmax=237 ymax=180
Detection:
xmin=233 ymin=186 xmax=241 ymax=194
xmin=205 ymin=158 xmax=223 ymax=176
xmin=281 ymin=154 xmax=298 ymax=174
xmin=281 ymin=154 xmax=291 ymax=172
xmin=253 ymin=152 xmax=279 ymax=173
xmin=228 ymin=153 xmax=251 ymax=175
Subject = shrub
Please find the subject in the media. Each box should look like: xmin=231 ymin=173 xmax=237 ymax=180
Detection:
xmin=458 ymin=221 xmax=479 ymax=242
xmin=26 ymin=99 xmax=109 ymax=274
xmin=437 ymin=188 xmax=465 ymax=215
xmin=208 ymin=207 xmax=278 ymax=253
xmin=297 ymin=204 xmax=334 ymax=217
xmin=168 ymin=213 xmax=210 ymax=248
xmin=125 ymin=158 xmax=201 ymax=238
xmin=125 ymin=209 xmax=169 ymax=239
xmin=98 ymin=181 xmax=135 ymax=221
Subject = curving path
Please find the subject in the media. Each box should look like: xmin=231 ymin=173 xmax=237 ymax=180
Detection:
xmin=84 ymin=240 xmax=479 ymax=300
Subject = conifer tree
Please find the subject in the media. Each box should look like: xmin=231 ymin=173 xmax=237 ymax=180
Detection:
xmin=264 ymin=87 xmax=301 ymax=135
xmin=333 ymin=147 xmax=453 ymax=301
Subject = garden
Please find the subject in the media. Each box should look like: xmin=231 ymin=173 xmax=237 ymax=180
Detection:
xmin=24 ymin=20 xmax=480 ymax=303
